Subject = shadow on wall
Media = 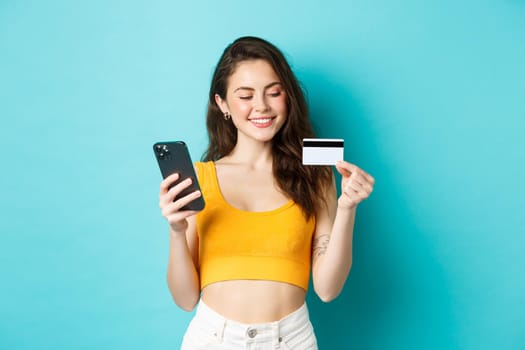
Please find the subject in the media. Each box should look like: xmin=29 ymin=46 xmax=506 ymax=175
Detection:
xmin=301 ymin=68 xmax=459 ymax=350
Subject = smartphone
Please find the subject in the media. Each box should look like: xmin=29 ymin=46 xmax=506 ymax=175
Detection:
xmin=153 ymin=141 xmax=205 ymax=211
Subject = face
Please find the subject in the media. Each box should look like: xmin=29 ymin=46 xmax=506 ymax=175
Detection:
xmin=215 ymin=59 xmax=288 ymax=144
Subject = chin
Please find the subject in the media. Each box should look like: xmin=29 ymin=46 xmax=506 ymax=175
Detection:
xmin=254 ymin=130 xmax=280 ymax=142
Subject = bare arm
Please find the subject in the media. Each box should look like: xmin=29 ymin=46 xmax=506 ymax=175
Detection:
xmin=159 ymin=173 xmax=202 ymax=311
xmin=312 ymin=161 xmax=374 ymax=302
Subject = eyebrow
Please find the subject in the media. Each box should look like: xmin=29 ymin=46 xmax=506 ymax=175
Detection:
xmin=233 ymin=82 xmax=282 ymax=93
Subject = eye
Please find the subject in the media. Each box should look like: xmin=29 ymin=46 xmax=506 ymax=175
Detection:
xmin=268 ymin=91 xmax=282 ymax=97
xmin=239 ymin=95 xmax=253 ymax=100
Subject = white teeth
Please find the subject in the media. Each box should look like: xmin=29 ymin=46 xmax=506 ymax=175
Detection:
xmin=251 ymin=118 xmax=272 ymax=124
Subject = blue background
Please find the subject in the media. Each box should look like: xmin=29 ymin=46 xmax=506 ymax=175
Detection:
xmin=1 ymin=1 xmax=524 ymax=349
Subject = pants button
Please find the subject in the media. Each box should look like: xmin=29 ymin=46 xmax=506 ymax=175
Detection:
xmin=247 ymin=328 xmax=258 ymax=338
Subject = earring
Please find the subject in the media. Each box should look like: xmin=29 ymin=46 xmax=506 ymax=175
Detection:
xmin=223 ymin=112 xmax=231 ymax=120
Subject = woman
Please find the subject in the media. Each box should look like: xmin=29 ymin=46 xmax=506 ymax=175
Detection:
xmin=158 ymin=36 xmax=374 ymax=349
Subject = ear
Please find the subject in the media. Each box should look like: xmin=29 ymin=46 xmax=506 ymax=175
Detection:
xmin=215 ymin=94 xmax=229 ymax=115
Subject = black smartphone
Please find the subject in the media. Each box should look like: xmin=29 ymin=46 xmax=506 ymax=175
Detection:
xmin=153 ymin=141 xmax=205 ymax=211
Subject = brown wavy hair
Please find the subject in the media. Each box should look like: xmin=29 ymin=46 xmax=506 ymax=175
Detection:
xmin=202 ymin=36 xmax=332 ymax=218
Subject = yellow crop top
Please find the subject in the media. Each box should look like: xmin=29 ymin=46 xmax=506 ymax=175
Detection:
xmin=195 ymin=161 xmax=316 ymax=291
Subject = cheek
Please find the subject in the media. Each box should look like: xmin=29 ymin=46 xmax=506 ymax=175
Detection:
xmin=229 ymin=100 xmax=251 ymax=115
xmin=275 ymin=95 xmax=288 ymax=115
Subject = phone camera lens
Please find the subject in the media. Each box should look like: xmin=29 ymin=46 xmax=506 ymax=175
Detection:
xmin=155 ymin=144 xmax=171 ymax=159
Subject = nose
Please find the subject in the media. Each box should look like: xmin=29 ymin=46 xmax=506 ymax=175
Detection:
xmin=253 ymin=93 xmax=269 ymax=113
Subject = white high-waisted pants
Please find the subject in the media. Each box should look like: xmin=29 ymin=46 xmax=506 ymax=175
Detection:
xmin=181 ymin=300 xmax=318 ymax=350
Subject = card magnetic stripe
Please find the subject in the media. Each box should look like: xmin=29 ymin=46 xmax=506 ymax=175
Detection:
xmin=302 ymin=140 xmax=344 ymax=148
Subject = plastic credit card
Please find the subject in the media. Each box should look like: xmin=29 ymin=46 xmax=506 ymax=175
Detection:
xmin=302 ymin=138 xmax=344 ymax=165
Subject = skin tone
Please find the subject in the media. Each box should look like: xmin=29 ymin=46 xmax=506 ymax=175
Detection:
xmin=158 ymin=59 xmax=375 ymax=322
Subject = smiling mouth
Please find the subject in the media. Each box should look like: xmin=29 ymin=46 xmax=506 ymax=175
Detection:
xmin=249 ymin=117 xmax=276 ymax=128
xmin=250 ymin=117 xmax=274 ymax=125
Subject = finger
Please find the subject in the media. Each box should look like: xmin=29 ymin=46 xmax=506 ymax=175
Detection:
xmin=340 ymin=188 xmax=360 ymax=208
xmin=335 ymin=163 xmax=352 ymax=178
xmin=162 ymin=196 xmax=200 ymax=220
xmin=167 ymin=209 xmax=199 ymax=220
xmin=335 ymin=166 xmax=351 ymax=178
xmin=353 ymin=182 xmax=373 ymax=199
xmin=337 ymin=161 xmax=374 ymax=181
xmin=160 ymin=173 xmax=180 ymax=193
xmin=336 ymin=160 xmax=360 ymax=177
xmin=176 ymin=189 xmax=202 ymax=210
xmin=345 ymin=178 xmax=373 ymax=199
xmin=164 ymin=178 xmax=193 ymax=202
xmin=361 ymin=170 xmax=375 ymax=184
xmin=165 ymin=210 xmax=199 ymax=227
xmin=353 ymin=167 xmax=374 ymax=184
xmin=344 ymin=179 xmax=363 ymax=194
xmin=351 ymin=172 xmax=374 ymax=192
xmin=336 ymin=160 xmax=358 ymax=171
xmin=170 ymin=189 xmax=202 ymax=212
xmin=342 ymin=185 xmax=369 ymax=203
xmin=164 ymin=206 xmax=199 ymax=220
xmin=160 ymin=177 xmax=194 ymax=207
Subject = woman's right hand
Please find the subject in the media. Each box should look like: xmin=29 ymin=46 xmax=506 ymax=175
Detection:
xmin=159 ymin=173 xmax=202 ymax=234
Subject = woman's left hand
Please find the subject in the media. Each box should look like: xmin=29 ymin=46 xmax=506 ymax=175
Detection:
xmin=335 ymin=160 xmax=375 ymax=209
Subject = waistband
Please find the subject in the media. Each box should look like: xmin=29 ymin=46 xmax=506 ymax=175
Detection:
xmin=194 ymin=299 xmax=311 ymax=345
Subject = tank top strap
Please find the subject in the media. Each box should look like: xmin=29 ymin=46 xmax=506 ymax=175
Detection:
xmin=195 ymin=161 xmax=220 ymax=203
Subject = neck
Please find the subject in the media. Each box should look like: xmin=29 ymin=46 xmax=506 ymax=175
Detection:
xmin=226 ymin=137 xmax=273 ymax=169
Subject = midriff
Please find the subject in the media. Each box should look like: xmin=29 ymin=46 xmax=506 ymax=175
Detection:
xmin=201 ymin=279 xmax=306 ymax=323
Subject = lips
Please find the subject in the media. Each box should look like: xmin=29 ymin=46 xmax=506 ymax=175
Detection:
xmin=250 ymin=117 xmax=275 ymax=128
